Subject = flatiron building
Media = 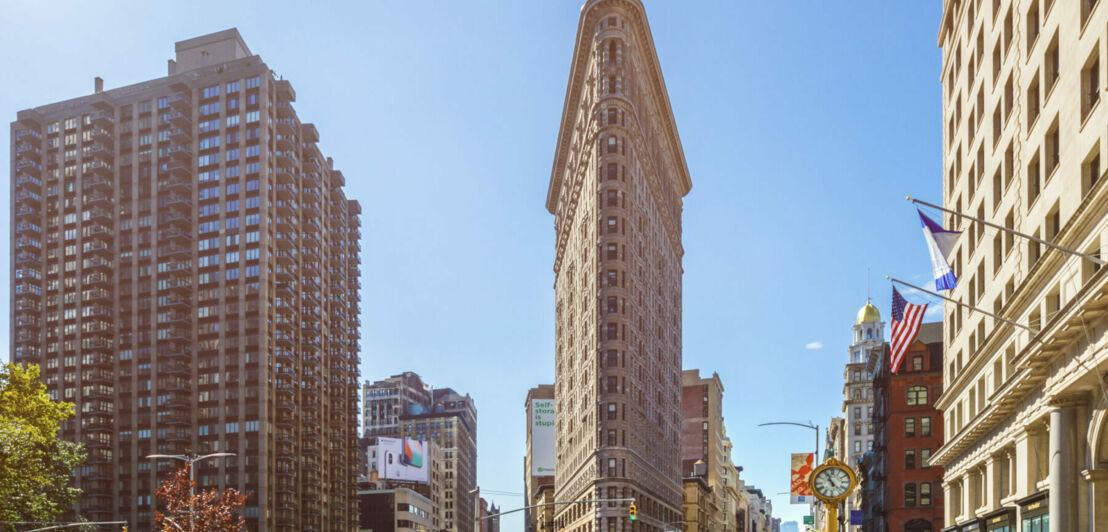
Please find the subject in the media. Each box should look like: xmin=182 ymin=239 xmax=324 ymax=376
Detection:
xmin=547 ymin=1 xmax=692 ymax=529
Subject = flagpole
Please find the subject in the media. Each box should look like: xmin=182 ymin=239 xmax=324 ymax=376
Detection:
xmin=886 ymin=276 xmax=1040 ymax=334
xmin=907 ymin=196 xmax=1106 ymax=266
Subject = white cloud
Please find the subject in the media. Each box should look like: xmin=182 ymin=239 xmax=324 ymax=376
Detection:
xmin=805 ymin=341 xmax=823 ymax=350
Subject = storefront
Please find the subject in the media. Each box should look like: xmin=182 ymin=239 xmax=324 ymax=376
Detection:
xmin=983 ymin=507 xmax=1016 ymax=532
xmin=956 ymin=518 xmax=984 ymax=532
xmin=1017 ymin=492 xmax=1049 ymax=532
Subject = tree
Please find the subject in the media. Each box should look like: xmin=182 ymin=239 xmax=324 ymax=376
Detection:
xmin=0 ymin=363 xmax=86 ymax=524
xmin=154 ymin=464 xmax=250 ymax=532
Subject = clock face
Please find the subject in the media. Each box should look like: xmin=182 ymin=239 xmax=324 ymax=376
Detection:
xmin=813 ymin=467 xmax=851 ymax=498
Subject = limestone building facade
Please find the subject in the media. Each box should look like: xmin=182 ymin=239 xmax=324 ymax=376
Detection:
xmin=547 ymin=0 xmax=692 ymax=529
xmin=935 ymin=0 xmax=1108 ymax=529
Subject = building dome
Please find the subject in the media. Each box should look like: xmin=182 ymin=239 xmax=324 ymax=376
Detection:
xmin=857 ymin=301 xmax=881 ymax=324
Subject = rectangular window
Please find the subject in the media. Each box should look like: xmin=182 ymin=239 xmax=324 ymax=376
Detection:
xmin=920 ymin=416 xmax=932 ymax=436
xmin=1027 ymin=70 xmax=1041 ymax=126
xmin=201 ymin=85 xmax=220 ymax=99
xmin=905 ymin=417 xmax=916 ymax=437
xmin=905 ymin=483 xmax=917 ymax=507
xmin=1084 ymin=48 xmax=1101 ymax=120
xmin=905 ymin=449 xmax=916 ymax=469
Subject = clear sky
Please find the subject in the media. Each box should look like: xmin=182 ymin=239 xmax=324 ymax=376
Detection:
xmin=0 ymin=0 xmax=946 ymax=527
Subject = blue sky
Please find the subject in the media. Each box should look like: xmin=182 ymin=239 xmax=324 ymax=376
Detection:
xmin=0 ymin=0 xmax=945 ymax=527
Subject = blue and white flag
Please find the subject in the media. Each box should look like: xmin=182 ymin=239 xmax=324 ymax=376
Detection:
xmin=918 ymin=209 xmax=960 ymax=291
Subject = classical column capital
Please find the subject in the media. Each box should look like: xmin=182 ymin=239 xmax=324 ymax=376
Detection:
xmin=1048 ymin=392 xmax=1088 ymax=410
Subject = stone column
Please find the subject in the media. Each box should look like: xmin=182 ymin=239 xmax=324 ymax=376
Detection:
xmin=943 ymin=481 xmax=955 ymax=524
xmin=985 ymin=456 xmax=998 ymax=511
xmin=1048 ymin=395 xmax=1083 ymax=531
xmin=1014 ymin=429 xmax=1032 ymax=498
xmin=1083 ymin=469 xmax=1108 ymax=532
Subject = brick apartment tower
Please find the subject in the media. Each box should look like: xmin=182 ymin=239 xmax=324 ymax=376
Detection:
xmin=9 ymin=29 xmax=362 ymax=531
xmin=547 ymin=1 xmax=692 ymax=530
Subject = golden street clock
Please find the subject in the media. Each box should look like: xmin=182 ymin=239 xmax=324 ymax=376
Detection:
xmin=807 ymin=456 xmax=858 ymax=532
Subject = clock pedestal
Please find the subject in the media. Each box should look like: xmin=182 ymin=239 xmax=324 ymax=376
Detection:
xmin=806 ymin=456 xmax=857 ymax=532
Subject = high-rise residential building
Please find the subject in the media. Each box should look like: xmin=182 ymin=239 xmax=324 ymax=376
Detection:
xmin=934 ymin=1 xmax=1108 ymax=529
xmin=399 ymin=387 xmax=478 ymax=532
xmin=363 ymin=371 xmax=434 ymax=437
xmin=547 ymin=0 xmax=692 ymax=529
xmin=9 ymin=28 xmax=362 ymax=531
xmin=862 ymin=321 xmax=944 ymax=532
xmin=524 ymin=384 xmax=555 ymax=532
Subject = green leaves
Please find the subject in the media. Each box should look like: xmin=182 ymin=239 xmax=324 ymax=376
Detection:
xmin=0 ymin=363 xmax=86 ymax=524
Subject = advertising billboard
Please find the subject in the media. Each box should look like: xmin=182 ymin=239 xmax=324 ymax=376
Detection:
xmin=377 ymin=437 xmax=430 ymax=484
xmin=530 ymin=399 xmax=555 ymax=475
xmin=790 ymin=452 xmax=815 ymax=504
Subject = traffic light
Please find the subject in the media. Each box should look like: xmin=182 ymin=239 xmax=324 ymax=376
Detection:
xmin=628 ymin=503 xmax=637 ymax=520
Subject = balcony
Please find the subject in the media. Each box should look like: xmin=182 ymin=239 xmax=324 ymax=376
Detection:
xmin=82 ymin=289 xmax=111 ymax=305
xmin=158 ymin=228 xmax=192 ymax=243
xmin=159 ymin=193 xmax=190 ymax=209
xmin=166 ymin=111 xmax=190 ymax=130
xmin=164 ymin=159 xmax=192 ymax=180
xmin=89 ymin=127 xmax=113 ymax=147
xmin=158 ymin=294 xmax=190 ymax=310
xmin=15 ymin=190 xmax=41 ymax=206
xmin=15 ymin=141 xmax=42 ymax=162
xmin=168 ymin=93 xmax=191 ymax=113
xmin=160 ymin=410 xmax=192 ymax=426
xmin=162 ymin=390 xmax=191 ymax=409
xmin=15 ymin=237 xmax=42 ymax=252
xmin=16 ymin=157 xmax=43 ymax=176
xmin=89 ymin=111 xmax=114 ymax=130
xmin=275 ymin=117 xmax=299 ymax=136
xmin=83 ymin=256 xmax=113 ymax=273
xmin=15 ymin=221 xmax=42 ymax=237
xmin=83 ymin=191 xmax=113 ymax=207
xmin=168 ymin=127 xmax=190 ymax=145
xmin=84 ymin=208 xmax=112 ymax=224
xmin=84 ymin=143 xmax=113 ymax=165
xmin=157 ymin=344 xmax=192 ymax=360
xmin=158 ymin=244 xmax=191 ymax=260
xmin=82 ymin=174 xmax=113 ymax=192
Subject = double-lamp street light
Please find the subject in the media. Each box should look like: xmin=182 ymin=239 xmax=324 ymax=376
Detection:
xmin=145 ymin=452 xmax=236 ymax=532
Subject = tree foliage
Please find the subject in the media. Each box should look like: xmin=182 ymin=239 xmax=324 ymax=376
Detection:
xmin=0 ymin=363 xmax=86 ymax=524
xmin=155 ymin=464 xmax=250 ymax=532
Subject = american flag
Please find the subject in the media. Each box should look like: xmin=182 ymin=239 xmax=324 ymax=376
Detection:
xmin=890 ymin=287 xmax=927 ymax=374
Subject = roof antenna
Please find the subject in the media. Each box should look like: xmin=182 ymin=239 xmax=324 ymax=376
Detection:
xmin=866 ymin=266 xmax=871 ymax=302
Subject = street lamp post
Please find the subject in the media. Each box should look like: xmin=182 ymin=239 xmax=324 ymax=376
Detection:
xmin=756 ymin=421 xmax=820 ymax=461
xmin=469 ymin=486 xmax=480 ymax=532
xmin=146 ymin=452 xmax=236 ymax=532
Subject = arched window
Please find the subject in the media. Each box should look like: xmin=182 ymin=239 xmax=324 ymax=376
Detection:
xmin=608 ymin=40 xmax=618 ymax=62
xmin=907 ymin=385 xmax=929 ymax=406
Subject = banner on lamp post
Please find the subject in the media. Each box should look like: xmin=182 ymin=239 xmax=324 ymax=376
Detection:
xmin=790 ymin=452 xmax=815 ymax=504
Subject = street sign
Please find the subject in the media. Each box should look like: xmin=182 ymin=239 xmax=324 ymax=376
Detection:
xmin=850 ymin=510 xmax=862 ymax=525
xmin=804 ymin=515 xmax=814 ymax=525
